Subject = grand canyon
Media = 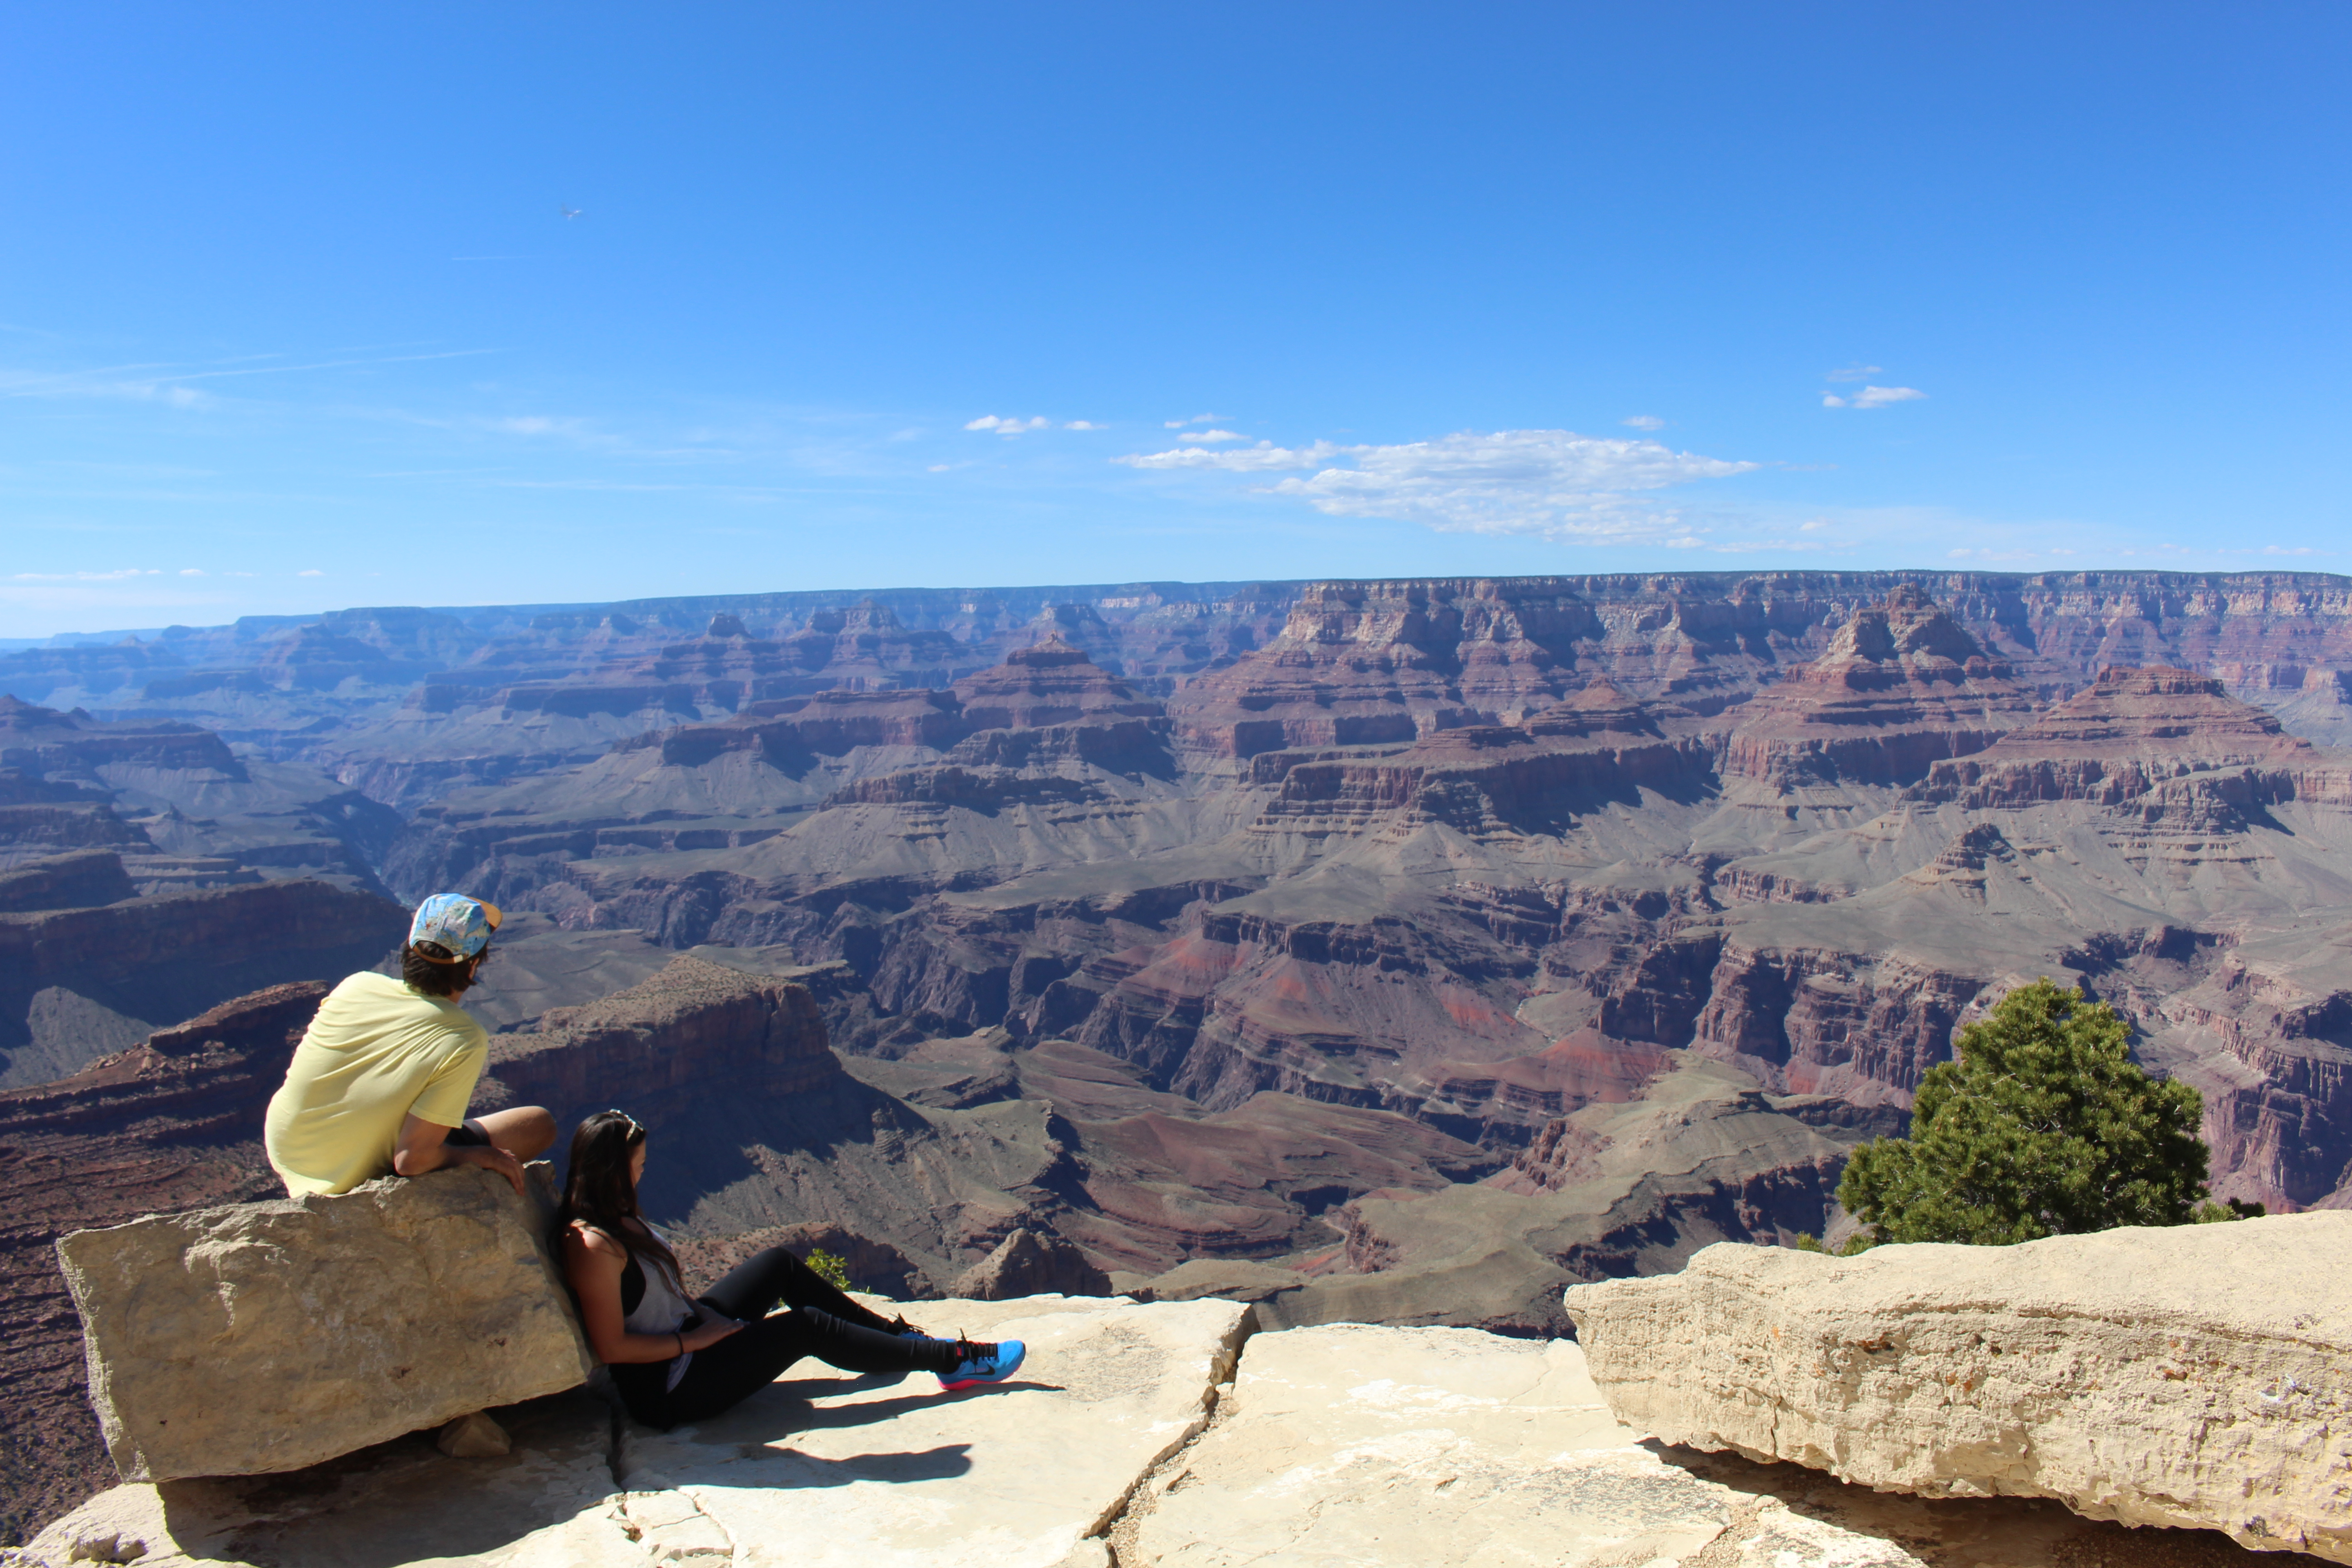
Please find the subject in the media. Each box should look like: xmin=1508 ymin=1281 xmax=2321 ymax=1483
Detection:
xmin=10 ymin=567 xmax=2352 ymax=1545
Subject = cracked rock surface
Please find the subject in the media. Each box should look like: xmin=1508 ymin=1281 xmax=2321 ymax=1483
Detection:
xmin=25 ymin=1300 xmax=2294 ymax=1567
xmin=617 ymin=1294 xmax=1250 ymax=1568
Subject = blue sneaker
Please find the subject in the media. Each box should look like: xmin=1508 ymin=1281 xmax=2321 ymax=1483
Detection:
xmin=938 ymin=1337 xmax=1025 ymax=1391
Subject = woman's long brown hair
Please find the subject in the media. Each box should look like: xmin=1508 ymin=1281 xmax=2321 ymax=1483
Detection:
xmin=556 ymin=1111 xmax=680 ymax=1280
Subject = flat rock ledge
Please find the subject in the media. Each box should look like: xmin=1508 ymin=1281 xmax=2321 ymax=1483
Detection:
xmin=29 ymin=1299 xmax=2288 ymax=1567
xmin=1563 ymin=1212 xmax=2352 ymax=1562
xmin=57 ymin=1165 xmax=596 ymax=1483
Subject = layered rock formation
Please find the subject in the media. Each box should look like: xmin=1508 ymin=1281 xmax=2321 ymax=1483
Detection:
xmin=1916 ymin=664 xmax=2329 ymax=812
xmin=478 ymin=955 xmax=840 ymax=1115
xmin=58 ymin=1166 xmax=594 ymax=1481
xmin=1563 ymin=1215 xmax=2352 ymax=1561
xmin=1721 ymin=585 xmax=2037 ymax=789
xmin=949 ymin=1226 xmax=1115 ymax=1299
xmin=0 ymin=875 xmax=404 ymax=1089
xmin=0 ymin=695 xmax=401 ymax=885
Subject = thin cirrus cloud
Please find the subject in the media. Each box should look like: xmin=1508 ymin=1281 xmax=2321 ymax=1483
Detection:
xmin=1822 ymin=386 xmax=1927 ymax=410
xmin=964 ymin=414 xmax=1053 ymax=436
xmin=1116 ymin=428 xmax=1759 ymax=542
xmin=1163 ymin=413 xmax=1229 ymax=429
xmin=1621 ymin=415 xmax=1666 ymax=431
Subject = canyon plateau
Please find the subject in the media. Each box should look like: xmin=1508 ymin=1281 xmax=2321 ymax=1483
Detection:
xmin=11 ymin=567 xmax=2352 ymax=1550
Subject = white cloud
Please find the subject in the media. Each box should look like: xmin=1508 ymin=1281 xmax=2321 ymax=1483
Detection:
xmin=1064 ymin=420 xmax=1099 ymax=431
xmin=179 ymin=568 xmax=205 ymax=576
xmin=2264 ymin=544 xmax=2318 ymax=556
xmin=1824 ymin=385 xmax=1925 ymax=410
xmin=1826 ymin=364 xmax=1883 ymax=382
xmin=1621 ymin=415 xmax=1665 ymax=431
xmin=1122 ymin=438 xmax=1343 ymax=474
xmin=1163 ymin=412 xmax=1228 ymax=428
xmin=965 ymin=414 xmax=1052 ymax=436
xmin=1116 ymin=428 xmax=1758 ymax=542
xmin=1181 ymin=429 xmax=1246 ymax=443
xmin=298 ymin=568 xmax=324 ymax=577
xmin=1799 ymin=519 xmax=1828 ymax=531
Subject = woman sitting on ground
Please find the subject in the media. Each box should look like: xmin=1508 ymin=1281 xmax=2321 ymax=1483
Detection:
xmin=557 ymin=1109 xmax=1023 ymax=1430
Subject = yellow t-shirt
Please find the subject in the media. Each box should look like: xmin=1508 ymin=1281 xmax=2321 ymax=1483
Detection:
xmin=264 ymin=971 xmax=490 ymax=1197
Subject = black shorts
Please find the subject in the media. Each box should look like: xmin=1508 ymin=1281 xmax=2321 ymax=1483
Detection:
xmin=442 ymin=1121 xmax=490 ymax=1148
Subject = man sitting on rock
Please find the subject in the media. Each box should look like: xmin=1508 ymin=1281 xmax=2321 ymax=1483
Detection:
xmin=265 ymin=893 xmax=555 ymax=1197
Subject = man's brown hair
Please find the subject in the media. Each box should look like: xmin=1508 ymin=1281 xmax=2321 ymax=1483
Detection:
xmin=402 ymin=943 xmax=485 ymax=998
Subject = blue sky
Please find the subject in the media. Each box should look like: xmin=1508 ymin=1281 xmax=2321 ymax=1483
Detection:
xmin=3 ymin=3 xmax=2347 ymax=636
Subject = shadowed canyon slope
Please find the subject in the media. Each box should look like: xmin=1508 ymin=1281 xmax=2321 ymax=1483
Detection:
xmin=15 ymin=569 xmax=2352 ymax=1546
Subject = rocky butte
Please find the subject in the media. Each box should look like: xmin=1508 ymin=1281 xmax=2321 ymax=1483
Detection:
xmin=11 ymin=568 xmax=2352 ymax=1554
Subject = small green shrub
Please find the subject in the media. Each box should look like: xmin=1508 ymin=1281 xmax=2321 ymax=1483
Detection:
xmin=1838 ymin=978 xmax=2262 ymax=1245
xmin=805 ymin=1247 xmax=853 ymax=1291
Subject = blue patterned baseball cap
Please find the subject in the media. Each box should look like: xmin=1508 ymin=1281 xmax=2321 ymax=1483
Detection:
xmin=408 ymin=893 xmax=502 ymax=962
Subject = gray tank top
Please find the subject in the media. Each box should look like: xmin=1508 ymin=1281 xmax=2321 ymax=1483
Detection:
xmin=588 ymin=1221 xmax=697 ymax=1392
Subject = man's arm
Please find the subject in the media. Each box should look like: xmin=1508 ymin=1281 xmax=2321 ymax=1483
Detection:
xmin=393 ymin=1114 xmax=525 ymax=1195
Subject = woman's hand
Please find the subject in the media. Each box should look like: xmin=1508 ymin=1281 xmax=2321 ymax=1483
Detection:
xmin=682 ymin=1314 xmax=745 ymax=1352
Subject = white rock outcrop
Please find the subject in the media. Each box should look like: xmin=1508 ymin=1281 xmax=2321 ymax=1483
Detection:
xmin=1563 ymin=1213 xmax=2352 ymax=1561
xmin=57 ymin=1165 xmax=596 ymax=1482
xmin=29 ymin=1298 xmax=2270 ymax=1567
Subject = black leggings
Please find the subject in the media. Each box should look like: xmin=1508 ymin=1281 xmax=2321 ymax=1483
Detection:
xmin=611 ymin=1247 xmax=960 ymax=1429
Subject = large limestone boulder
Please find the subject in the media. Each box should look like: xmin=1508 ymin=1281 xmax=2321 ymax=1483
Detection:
xmin=1563 ymin=1213 xmax=2352 ymax=1561
xmin=57 ymin=1165 xmax=596 ymax=1483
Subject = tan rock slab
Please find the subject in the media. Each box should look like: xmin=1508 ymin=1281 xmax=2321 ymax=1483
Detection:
xmin=1119 ymin=1323 xmax=2269 ymax=1568
xmin=1563 ymin=1214 xmax=2352 ymax=1561
xmin=617 ymin=1294 xmax=1250 ymax=1568
xmin=1123 ymin=1323 xmax=1742 ymax=1566
xmin=57 ymin=1165 xmax=596 ymax=1482
xmin=27 ymin=1390 xmax=642 ymax=1568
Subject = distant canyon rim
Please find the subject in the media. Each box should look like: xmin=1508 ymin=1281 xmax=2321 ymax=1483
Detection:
xmin=9 ymin=567 xmax=2352 ymax=1545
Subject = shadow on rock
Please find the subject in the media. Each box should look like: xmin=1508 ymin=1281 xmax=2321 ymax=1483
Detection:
xmin=691 ymin=1441 xmax=976 ymax=1489
xmin=1644 ymin=1443 xmax=2277 ymax=1568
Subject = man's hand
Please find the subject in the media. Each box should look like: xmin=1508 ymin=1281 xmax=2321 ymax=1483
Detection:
xmin=393 ymin=1115 xmax=528 ymax=1195
xmin=444 ymin=1139 xmax=528 ymax=1196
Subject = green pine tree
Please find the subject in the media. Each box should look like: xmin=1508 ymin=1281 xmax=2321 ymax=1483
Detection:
xmin=1838 ymin=978 xmax=2258 ymax=1246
